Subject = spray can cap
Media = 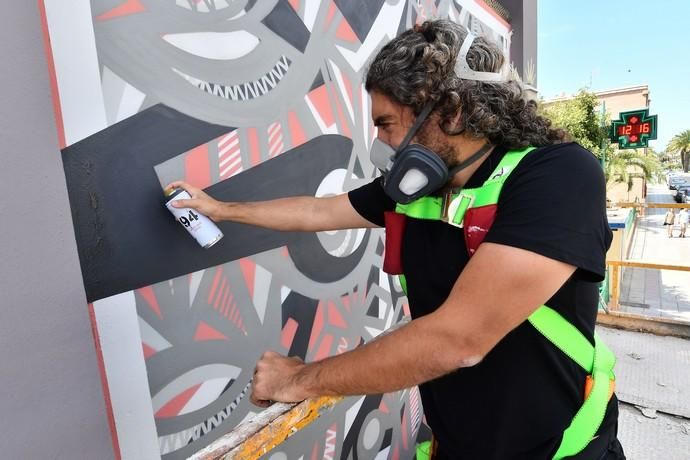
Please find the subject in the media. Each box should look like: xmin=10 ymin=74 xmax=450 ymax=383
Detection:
xmin=164 ymin=187 xmax=185 ymax=199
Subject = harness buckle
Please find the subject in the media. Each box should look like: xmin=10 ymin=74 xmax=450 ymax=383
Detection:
xmin=444 ymin=193 xmax=475 ymax=228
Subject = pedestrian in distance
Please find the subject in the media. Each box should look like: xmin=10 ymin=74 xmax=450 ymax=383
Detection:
xmin=167 ymin=19 xmax=625 ymax=460
xmin=678 ymin=208 xmax=689 ymax=237
xmin=664 ymin=208 xmax=677 ymax=237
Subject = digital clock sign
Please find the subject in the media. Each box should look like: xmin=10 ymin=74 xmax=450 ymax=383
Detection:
xmin=610 ymin=109 xmax=658 ymax=149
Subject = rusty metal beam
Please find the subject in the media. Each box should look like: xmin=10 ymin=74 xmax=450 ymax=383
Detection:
xmin=189 ymin=396 xmax=343 ymax=460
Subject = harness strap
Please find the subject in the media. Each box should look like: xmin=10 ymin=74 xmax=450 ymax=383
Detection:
xmin=529 ymin=306 xmax=616 ymax=459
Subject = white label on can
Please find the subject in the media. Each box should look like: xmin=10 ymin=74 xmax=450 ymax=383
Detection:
xmin=165 ymin=190 xmax=224 ymax=248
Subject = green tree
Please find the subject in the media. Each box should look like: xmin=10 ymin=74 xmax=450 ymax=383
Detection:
xmin=659 ymin=149 xmax=682 ymax=171
xmin=667 ymin=130 xmax=690 ymax=172
xmin=539 ymin=90 xmax=608 ymax=153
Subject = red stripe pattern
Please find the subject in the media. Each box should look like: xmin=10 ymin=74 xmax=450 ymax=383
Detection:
xmin=267 ymin=121 xmax=285 ymax=158
xmin=207 ymin=266 xmax=246 ymax=334
xmin=218 ymin=130 xmax=243 ymax=180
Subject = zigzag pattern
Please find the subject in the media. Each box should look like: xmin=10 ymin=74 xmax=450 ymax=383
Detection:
xmin=158 ymin=381 xmax=251 ymax=455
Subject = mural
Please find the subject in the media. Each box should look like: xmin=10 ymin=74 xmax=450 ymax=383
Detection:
xmin=40 ymin=1 xmax=511 ymax=458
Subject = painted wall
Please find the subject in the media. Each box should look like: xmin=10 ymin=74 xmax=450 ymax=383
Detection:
xmin=503 ymin=0 xmax=537 ymax=86
xmin=37 ymin=1 xmax=517 ymax=459
xmin=0 ymin=1 xmax=115 ymax=458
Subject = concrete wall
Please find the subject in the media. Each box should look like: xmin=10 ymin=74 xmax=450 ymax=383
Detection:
xmin=0 ymin=1 xmax=115 ymax=459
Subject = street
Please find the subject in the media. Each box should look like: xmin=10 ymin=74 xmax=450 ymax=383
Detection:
xmin=619 ymin=184 xmax=690 ymax=321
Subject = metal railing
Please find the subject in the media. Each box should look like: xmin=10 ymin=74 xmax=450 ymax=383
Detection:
xmin=606 ymin=260 xmax=690 ymax=310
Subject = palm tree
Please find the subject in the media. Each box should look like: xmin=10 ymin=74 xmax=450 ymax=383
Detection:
xmin=667 ymin=130 xmax=690 ymax=172
xmin=604 ymin=149 xmax=661 ymax=192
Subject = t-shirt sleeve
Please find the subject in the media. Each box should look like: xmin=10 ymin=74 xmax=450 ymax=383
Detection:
xmin=347 ymin=177 xmax=396 ymax=227
xmin=483 ymin=143 xmax=613 ymax=281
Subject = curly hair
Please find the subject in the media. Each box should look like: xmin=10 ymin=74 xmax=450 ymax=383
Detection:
xmin=365 ymin=19 xmax=567 ymax=149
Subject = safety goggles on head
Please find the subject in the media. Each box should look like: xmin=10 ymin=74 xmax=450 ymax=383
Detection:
xmin=453 ymin=32 xmax=507 ymax=82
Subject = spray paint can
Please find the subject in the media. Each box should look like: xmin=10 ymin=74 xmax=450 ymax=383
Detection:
xmin=165 ymin=188 xmax=224 ymax=248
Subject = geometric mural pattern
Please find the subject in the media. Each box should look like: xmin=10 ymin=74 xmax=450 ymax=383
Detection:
xmin=43 ymin=0 xmax=511 ymax=458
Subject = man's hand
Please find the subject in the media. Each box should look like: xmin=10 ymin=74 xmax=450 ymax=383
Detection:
xmin=250 ymin=351 xmax=312 ymax=408
xmin=165 ymin=181 xmax=225 ymax=222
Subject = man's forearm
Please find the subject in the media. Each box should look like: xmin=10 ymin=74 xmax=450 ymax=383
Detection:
xmin=296 ymin=312 xmax=481 ymax=397
xmin=218 ymin=197 xmax=322 ymax=232
xmin=215 ymin=193 xmax=376 ymax=233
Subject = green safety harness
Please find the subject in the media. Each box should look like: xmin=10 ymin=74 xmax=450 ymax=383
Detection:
xmin=393 ymin=147 xmax=616 ymax=459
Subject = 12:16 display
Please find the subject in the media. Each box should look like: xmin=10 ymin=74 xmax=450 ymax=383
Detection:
xmin=617 ymin=122 xmax=651 ymax=136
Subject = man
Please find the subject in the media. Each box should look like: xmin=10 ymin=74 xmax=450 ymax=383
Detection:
xmin=678 ymin=207 xmax=689 ymax=237
xmin=167 ymin=20 xmax=624 ymax=459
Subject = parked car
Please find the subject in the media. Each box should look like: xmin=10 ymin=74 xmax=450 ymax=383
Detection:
xmin=670 ymin=178 xmax=689 ymax=190
xmin=674 ymin=185 xmax=690 ymax=203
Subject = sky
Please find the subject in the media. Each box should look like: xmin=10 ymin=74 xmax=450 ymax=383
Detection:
xmin=537 ymin=0 xmax=690 ymax=150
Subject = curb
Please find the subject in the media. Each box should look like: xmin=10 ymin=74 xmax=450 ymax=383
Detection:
xmin=597 ymin=310 xmax=690 ymax=339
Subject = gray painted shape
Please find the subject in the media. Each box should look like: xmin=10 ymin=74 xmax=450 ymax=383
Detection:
xmin=502 ymin=0 xmax=524 ymax=76
xmin=0 ymin=2 xmax=115 ymax=459
xmin=503 ymin=0 xmax=537 ymax=85
xmin=333 ymin=0 xmax=387 ymax=42
xmin=522 ymin=0 xmax=538 ymax=87
xmin=261 ymin=0 xmax=310 ymax=53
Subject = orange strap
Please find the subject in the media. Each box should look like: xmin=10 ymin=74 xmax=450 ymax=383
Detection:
xmin=584 ymin=374 xmax=615 ymax=401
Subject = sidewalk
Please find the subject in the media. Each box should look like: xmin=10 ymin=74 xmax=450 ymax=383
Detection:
xmin=600 ymin=326 xmax=690 ymax=460
xmin=618 ymin=184 xmax=690 ymax=322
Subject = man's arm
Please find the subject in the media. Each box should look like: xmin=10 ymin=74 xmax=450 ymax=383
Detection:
xmin=251 ymin=242 xmax=576 ymax=404
xmin=165 ymin=181 xmax=378 ymax=232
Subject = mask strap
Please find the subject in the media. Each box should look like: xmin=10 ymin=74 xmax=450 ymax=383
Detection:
xmin=454 ymin=32 xmax=506 ymax=82
xmin=447 ymin=142 xmax=494 ymax=176
xmin=395 ymin=99 xmax=437 ymax=155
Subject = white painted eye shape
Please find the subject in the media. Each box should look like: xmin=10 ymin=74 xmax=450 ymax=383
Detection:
xmin=163 ymin=31 xmax=260 ymax=60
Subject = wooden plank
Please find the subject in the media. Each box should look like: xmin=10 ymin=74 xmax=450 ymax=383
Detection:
xmin=607 ymin=260 xmax=690 ymax=272
xmin=223 ymin=396 xmax=343 ymax=459
xmin=188 ymin=396 xmax=342 ymax=460
xmin=609 ymin=264 xmax=620 ymax=311
xmin=617 ymin=202 xmax=690 ymax=209
xmin=188 ymin=402 xmax=295 ymax=460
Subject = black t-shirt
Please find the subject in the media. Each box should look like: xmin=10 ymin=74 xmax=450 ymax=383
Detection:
xmin=348 ymin=143 xmax=617 ymax=459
